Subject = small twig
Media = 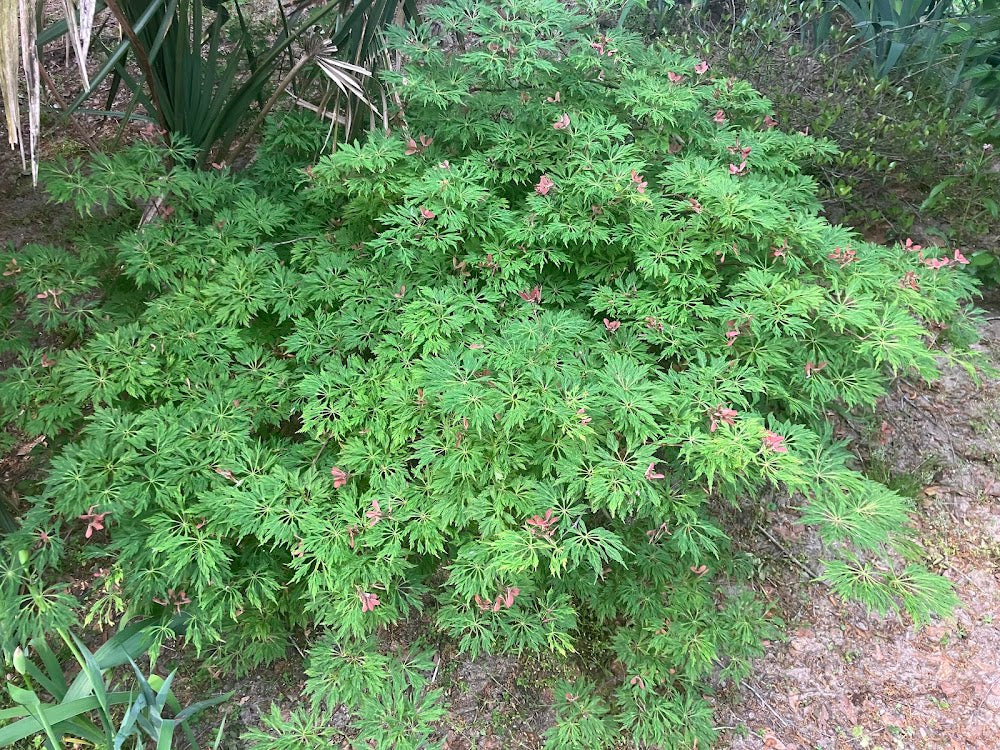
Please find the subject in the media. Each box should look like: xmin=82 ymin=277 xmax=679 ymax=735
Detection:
xmin=744 ymin=682 xmax=791 ymax=727
xmin=271 ymin=235 xmax=323 ymax=247
xmin=946 ymin=564 xmax=989 ymax=597
xmin=428 ymin=652 xmax=441 ymax=686
xmin=310 ymin=433 xmax=335 ymax=470
xmin=759 ymin=527 xmax=822 ymax=580
xmin=36 ymin=63 xmax=100 ymax=151
xmin=972 ymin=672 xmax=1000 ymax=717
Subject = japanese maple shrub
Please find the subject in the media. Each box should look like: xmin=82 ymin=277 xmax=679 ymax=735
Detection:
xmin=0 ymin=0 xmax=980 ymax=746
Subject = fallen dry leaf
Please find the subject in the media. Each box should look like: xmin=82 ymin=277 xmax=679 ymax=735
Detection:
xmin=938 ymin=679 xmax=961 ymax=697
xmin=16 ymin=434 xmax=46 ymax=456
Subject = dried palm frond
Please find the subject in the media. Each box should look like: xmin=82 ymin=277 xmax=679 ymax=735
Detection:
xmin=19 ymin=0 xmax=39 ymax=181
xmin=0 ymin=0 xmax=22 ymax=150
xmin=304 ymin=35 xmax=391 ymax=143
xmin=4 ymin=0 xmax=416 ymax=183
xmin=1 ymin=0 xmax=39 ymax=179
xmin=312 ymin=41 xmax=375 ymax=107
xmin=289 ymin=39 xmax=383 ymax=145
xmin=62 ymin=0 xmax=96 ymax=87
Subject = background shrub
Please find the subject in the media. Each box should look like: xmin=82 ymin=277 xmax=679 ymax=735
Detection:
xmin=649 ymin=0 xmax=1000 ymax=278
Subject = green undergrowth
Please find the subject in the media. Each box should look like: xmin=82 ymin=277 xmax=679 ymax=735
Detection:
xmin=0 ymin=0 xmax=983 ymax=746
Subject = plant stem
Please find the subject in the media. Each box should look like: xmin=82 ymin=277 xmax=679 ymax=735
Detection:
xmin=55 ymin=627 xmax=86 ymax=671
xmin=221 ymin=54 xmax=312 ymax=165
xmin=37 ymin=61 xmax=101 ymax=151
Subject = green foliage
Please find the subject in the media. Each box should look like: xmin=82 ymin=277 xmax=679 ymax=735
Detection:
xmin=823 ymin=558 xmax=959 ymax=624
xmin=832 ymin=0 xmax=957 ymax=78
xmin=0 ymin=0 xmax=983 ymax=744
xmin=1 ymin=549 xmax=77 ymax=655
xmin=949 ymin=2 xmax=1000 ymax=109
xmin=820 ymin=0 xmax=1000 ymax=111
xmin=0 ymin=623 xmax=229 ymax=749
xmin=351 ymin=672 xmax=446 ymax=750
xmin=241 ymin=705 xmax=342 ymax=750
xmin=545 ymin=680 xmax=616 ymax=750
xmin=966 ymin=246 xmax=1000 ymax=285
xmin=247 ymin=634 xmax=445 ymax=749
xmin=304 ymin=634 xmax=434 ymax=710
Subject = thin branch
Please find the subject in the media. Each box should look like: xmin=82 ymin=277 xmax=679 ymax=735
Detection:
xmin=759 ymin=526 xmax=824 ymax=581
xmin=744 ymin=681 xmax=793 ymax=728
xmin=222 ymin=53 xmax=312 ymax=165
xmin=37 ymin=60 xmax=100 ymax=151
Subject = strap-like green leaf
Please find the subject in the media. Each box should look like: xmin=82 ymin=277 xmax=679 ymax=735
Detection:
xmin=154 ymin=719 xmax=175 ymax=750
xmin=113 ymin=693 xmax=148 ymax=750
xmin=0 ymin=692 xmax=136 ymax=745
xmin=8 ymin=685 xmax=63 ymax=750
xmin=209 ymin=715 xmax=227 ymax=750
xmin=174 ymin=691 xmax=233 ymax=723
xmin=68 ymin=633 xmax=114 ymax=733
xmin=65 ymin=0 xmax=170 ymax=112
xmin=65 ymin=617 xmax=185 ymax=702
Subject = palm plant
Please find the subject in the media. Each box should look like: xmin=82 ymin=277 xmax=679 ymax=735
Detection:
xmin=0 ymin=0 xmax=416 ymax=179
xmin=942 ymin=0 xmax=1000 ymax=108
xmin=818 ymin=0 xmax=998 ymax=88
